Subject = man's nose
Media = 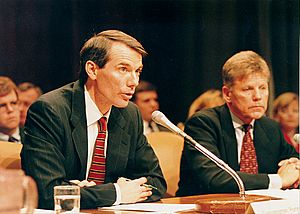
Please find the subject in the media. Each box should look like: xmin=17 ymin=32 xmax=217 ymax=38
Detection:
xmin=128 ymin=72 xmax=139 ymax=87
xmin=253 ymin=88 xmax=262 ymax=100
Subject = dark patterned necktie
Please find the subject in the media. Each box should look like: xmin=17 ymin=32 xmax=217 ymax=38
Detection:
xmin=87 ymin=117 xmax=107 ymax=184
xmin=240 ymin=124 xmax=258 ymax=174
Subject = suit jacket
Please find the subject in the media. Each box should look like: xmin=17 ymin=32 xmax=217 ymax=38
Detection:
xmin=176 ymin=104 xmax=298 ymax=196
xmin=21 ymin=80 xmax=166 ymax=209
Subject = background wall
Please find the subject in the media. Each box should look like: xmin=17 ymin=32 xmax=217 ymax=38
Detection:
xmin=0 ymin=0 xmax=298 ymax=123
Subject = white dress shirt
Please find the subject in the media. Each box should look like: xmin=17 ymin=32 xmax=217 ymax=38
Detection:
xmin=0 ymin=128 xmax=22 ymax=143
xmin=84 ymin=87 xmax=121 ymax=205
xmin=143 ymin=120 xmax=160 ymax=135
xmin=230 ymin=111 xmax=282 ymax=189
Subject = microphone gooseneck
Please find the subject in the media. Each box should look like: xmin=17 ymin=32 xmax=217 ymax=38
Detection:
xmin=152 ymin=110 xmax=246 ymax=198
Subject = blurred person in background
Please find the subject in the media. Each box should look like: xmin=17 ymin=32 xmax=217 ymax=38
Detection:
xmin=177 ymin=89 xmax=225 ymax=130
xmin=272 ymin=92 xmax=299 ymax=153
xmin=132 ymin=80 xmax=169 ymax=135
xmin=18 ymin=82 xmax=42 ymax=127
xmin=188 ymin=89 xmax=225 ymax=118
xmin=0 ymin=76 xmax=23 ymax=143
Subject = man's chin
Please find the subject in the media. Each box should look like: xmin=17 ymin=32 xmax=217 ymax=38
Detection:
xmin=114 ymin=101 xmax=129 ymax=108
xmin=251 ymin=112 xmax=265 ymax=119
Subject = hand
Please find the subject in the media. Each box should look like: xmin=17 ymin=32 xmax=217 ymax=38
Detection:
xmin=69 ymin=180 xmax=96 ymax=187
xmin=117 ymin=177 xmax=152 ymax=204
xmin=278 ymin=157 xmax=300 ymax=170
xmin=277 ymin=162 xmax=300 ymax=189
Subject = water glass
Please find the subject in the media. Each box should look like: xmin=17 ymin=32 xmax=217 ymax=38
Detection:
xmin=54 ymin=185 xmax=80 ymax=214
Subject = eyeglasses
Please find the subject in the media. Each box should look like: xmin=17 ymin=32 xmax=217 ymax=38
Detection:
xmin=0 ymin=101 xmax=19 ymax=113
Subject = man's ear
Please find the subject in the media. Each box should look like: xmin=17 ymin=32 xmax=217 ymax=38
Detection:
xmin=222 ymin=85 xmax=231 ymax=103
xmin=85 ymin=60 xmax=98 ymax=80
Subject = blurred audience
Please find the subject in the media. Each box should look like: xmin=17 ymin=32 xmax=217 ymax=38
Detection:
xmin=177 ymin=89 xmax=225 ymax=130
xmin=188 ymin=89 xmax=225 ymax=118
xmin=132 ymin=80 xmax=169 ymax=134
xmin=0 ymin=76 xmax=22 ymax=143
xmin=272 ymin=92 xmax=299 ymax=153
xmin=18 ymin=82 xmax=42 ymax=127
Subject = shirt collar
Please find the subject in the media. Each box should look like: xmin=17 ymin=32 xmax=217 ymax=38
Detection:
xmin=84 ymin=85 xmax=111 ymax=127
xmin=229 ymin=110 xmax=254 ymax=129
xmin=0 ymin=127 xmax=21 ymax=141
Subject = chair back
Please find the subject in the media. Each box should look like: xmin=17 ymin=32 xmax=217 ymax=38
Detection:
xmin=0 ymin=141 xmax=22 ymax=169
xmin=146 ymin=131 xmax=184 ymax=197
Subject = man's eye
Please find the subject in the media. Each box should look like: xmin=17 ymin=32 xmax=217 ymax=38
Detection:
xmin=120 ymin=67 xmax=128 ymax=72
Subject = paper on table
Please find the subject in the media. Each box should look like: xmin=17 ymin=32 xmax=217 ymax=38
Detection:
xmin=246 ymin=188 xmax=300 ymax=201
xmin=99 ymin=203 xmax=195 ymax=213
xmin=250 ymin=199 xmax=300 ymax=214
xmin=246 ymin=189 xmax=300 ymax=214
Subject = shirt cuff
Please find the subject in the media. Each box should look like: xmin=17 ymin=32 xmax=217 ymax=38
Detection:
xmin=268 ymin=174 xmax=282 ymax=189
xmin=113 ymin=183 xmax=121 ymax=205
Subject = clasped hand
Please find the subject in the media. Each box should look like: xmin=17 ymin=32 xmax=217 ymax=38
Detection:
xmin=117 ymin=177 xmax=152 ymax=204
xmin=278 ymin=157 xmax=300 ymax=189
xmin=68 ymin=177 xmax=153 ymax=204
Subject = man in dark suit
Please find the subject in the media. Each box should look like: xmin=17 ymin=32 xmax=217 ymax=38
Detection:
xmin=176 ymin=50 xmax=299 ymax=197
xmin=0 ymin=76 xmax=23 ymax=143
xmin=21 ymin=30 xmax=166 ymax=209
xmin=131 ymin=80 xmax=169 ymax=134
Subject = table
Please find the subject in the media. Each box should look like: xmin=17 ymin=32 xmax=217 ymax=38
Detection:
xmin=82 ymin=194 xmax=266 ymax=213
xmin=82 ymin=195 xmax=202 ymax=213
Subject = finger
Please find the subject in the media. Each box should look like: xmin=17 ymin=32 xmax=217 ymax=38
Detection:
xmin=278 ymin=160 xmax=288 ymax=167
xmin=86 ymin=181 xmax=96 ymax=187
xmin=134 ymin=177 xmax=147 ymax=185
xmin=69 ymin=180 xmax=80 ymax=185
xmin=137 ymin=197 xmax=148 ymax=202
xmin=288 ymin=157 xmax=299 ymax=163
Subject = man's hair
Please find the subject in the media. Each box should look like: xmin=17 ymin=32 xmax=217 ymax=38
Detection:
xmin=272 ymin=92 xmax=299 ymax=117
xmin=131 ymin=80 xmax=157 ymax=102
xmin=79 ymin=30 xmax=148 ymax=84
xmin=18 ymin=82 xmax=43 ymax=96
xmin=0 ymin=76 xmax=18 ymax=98
xmin=222 ymin=50 xmax=270 ymax=87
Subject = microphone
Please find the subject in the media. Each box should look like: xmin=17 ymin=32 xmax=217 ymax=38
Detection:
xmin=293 ymin=134 xmax=300 ymax=143
xmin=152 ymin=110 xmax=246 ymax=198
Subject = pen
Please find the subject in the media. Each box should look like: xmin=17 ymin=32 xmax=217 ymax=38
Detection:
xmin=122 ymin=177 xmax=158 ymax=190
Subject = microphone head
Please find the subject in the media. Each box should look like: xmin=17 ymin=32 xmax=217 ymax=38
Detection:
xmin=151 ymin=111 xmax=165 ymax=124
xmin=293 ymin=134 xmax=300 ymax=143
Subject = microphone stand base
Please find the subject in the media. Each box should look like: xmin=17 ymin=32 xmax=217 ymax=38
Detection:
xmin=195 ymin=194 xmax=278 ymax=213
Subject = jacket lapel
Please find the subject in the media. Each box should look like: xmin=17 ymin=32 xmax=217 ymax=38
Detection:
xmin=70 ymin=81 xmax=88 ymax=179
xmin=105 ymin=107 xmax=131 ymax=180
xmin=220 ymin=105 xmax=239 ymax=170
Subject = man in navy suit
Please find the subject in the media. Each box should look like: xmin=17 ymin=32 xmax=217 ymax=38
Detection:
xmin=177 ymin=50 xmax=299 ymax=196
xmin=21 ymin=30 xmax=166 ymax=209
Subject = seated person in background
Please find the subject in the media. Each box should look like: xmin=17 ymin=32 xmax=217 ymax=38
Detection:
xmin=21 ymin=30 xmax=166 ymax=209
xmin=187 ymin=89 xmax=225 ymax=118
xmin=17 ymin=82 xmax=42 ymax=127
xmin=177 ymin=89 xmax=225 ymax=130
xmin=272 ymin=92 xmax=299 ymax=153
xmin=131 ymin=80 xmax=169 ymax=135
xmin=0 ymin=76 xmax=23 ymax=143
xmin=176 ymin=50 xmax=299 ymax=197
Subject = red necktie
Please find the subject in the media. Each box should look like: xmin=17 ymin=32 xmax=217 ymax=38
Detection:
xmin=87 ymin=117 xmax=107 ymax=184
xmin=240 ymin=124 xmax=258 ymax=174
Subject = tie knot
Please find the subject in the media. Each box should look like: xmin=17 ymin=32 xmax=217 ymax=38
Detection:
xmin=99 ymin=117 xmax=107 ymax=132
xmin=242 ymin=124 xmax=252 ymax=132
